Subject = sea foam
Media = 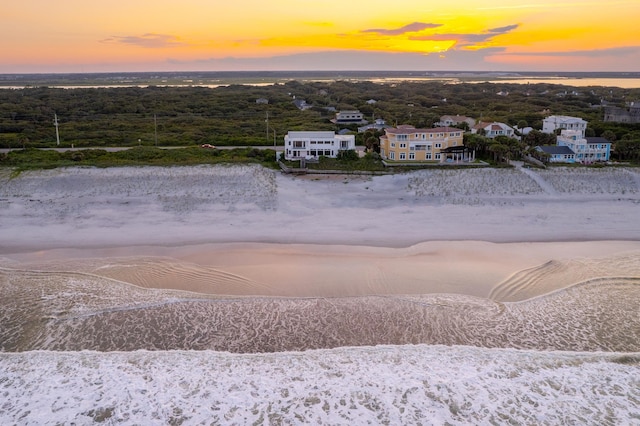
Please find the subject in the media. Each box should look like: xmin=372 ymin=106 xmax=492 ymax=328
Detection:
xmin=1 ymin=346 xmax=638 ymax=425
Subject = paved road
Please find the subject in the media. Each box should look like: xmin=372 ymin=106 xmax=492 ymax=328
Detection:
xmin=0 ymin=145 xmax=286 ymax=154
xmin=0 ymin=145 xmax=365 ymax=154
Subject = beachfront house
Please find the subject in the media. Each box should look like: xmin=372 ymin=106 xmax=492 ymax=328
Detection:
xmin=283 ymin=131 xmax=355 ymax=160
xmin=542 ymin=115 xmax=588 ymax=137
xmin=557 ymin=130 xmax=611 ymax=162
xmin=536 ymin=130 xmax=611 ymax=163
xmin=471 ymin=122 xmax=515 ymax=139
xmin=536 ymin=145 xmax=577 ymax=163
xmin=379 ymin=125 xmax=469 ymax=162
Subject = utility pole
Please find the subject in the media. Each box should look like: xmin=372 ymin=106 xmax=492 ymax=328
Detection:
xmin=54 ymin=113 xmax=60 ymax=146
xmin=154 ymin=114 xmax=158 ymax=146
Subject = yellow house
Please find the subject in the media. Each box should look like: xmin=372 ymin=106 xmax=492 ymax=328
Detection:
xmin=380 ymin=125 xmax=466 ymax=162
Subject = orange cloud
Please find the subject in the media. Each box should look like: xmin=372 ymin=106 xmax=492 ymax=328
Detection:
xmin=101 ymin=34 xmax=186 ymax=49
xmin=410 ymin=24 xmax=520 ymax=50
xmin=361 ymin=22 xmax=443 ymax=36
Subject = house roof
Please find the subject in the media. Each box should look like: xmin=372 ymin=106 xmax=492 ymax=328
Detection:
xmin=473 ymin=121 xmax=512 ymax=131
xmin=544 ymin=115 xmax=587 ymax=124
xmin=440 ymin=114 xmax=472 ymax=121
xmin=441 ymin=146 xmax=469 ymax=153
xmin=537 ymin=145 xmax=575 ymax=155
xmin=585 ymin=137 xmax=611 ymax=144
xmin=385 ymin=125 xmax=460 ymax=134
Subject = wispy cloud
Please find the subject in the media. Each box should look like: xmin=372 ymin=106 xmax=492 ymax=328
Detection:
xmin=362 ymin=22 xmax=442 ymax=36
xmin=101 ymin=33 xmax=185 ymax=48
xmin=503 ymin=46 xmax=640 ymax=57
xmin=477 ymin=0 xmax=631 ymax=10
xmin=410 ymin=24 xmax=519 ymax=48
xmin=488 ymin=24 xmax=519 ymax=34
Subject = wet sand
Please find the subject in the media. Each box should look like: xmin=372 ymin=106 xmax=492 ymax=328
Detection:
xmin=3 ymin=240 xmax=639 ymax=300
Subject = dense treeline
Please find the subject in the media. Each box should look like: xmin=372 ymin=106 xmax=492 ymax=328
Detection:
xmin=1 ymin=80 xmax=639 ymax=161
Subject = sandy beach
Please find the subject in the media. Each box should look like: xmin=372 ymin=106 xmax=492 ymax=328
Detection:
xmin=1 ymin=164 xmax=640 ymax=299
xmin=1 ymin=164 xmax=639 ymax=299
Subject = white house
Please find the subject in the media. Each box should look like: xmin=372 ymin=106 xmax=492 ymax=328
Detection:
xmin=556 ymin=130 xmax=611 ymax=162
xmin=332 ymin=110 xmax=367 ymax=124
xmin=542 ymin=115 xmax=588 ymax=137
xmin=283 ymin=131 xmax=356 ymax=160
xmin=472 ymin=122 xmax=515 ymax=138
xmin=436 ymin=115 xmax=476 ymax=128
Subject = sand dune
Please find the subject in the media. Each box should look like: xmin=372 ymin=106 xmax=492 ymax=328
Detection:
xmin=1 ymin=165 xmax=639 ymax=252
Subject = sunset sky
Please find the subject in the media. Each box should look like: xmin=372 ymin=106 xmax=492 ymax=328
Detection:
xmin=2 ymin=0 xmax=639 ymax=73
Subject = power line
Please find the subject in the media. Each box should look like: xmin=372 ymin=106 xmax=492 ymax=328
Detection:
xmin=54 ymin=113 xmax=60 ymax=146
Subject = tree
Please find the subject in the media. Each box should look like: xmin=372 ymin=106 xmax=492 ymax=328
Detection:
xmin=336 ymin=149 xmax=359 ymax=161
xmin=613 ymin=139 xmax=640 ymax=161
xmin=364 ymin=136 xmax=379 ymax=153
xmin=488 ymin=143 xmax=509 ymax=163
xmin=601 ymin=130 xmax=617 ymax=142
xmin=523 ymin=130 xmax=555 ymax=147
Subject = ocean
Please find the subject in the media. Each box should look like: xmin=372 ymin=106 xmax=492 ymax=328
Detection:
xmin=1 ymin=260 xmax=639 ymax=424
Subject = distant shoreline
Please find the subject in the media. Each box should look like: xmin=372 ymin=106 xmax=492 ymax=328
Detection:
xmin=2 ymin=70 xmax=640 ymax=89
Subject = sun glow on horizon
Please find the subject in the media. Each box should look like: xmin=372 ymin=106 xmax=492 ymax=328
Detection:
xmin=2 ymin=0 xmax=639 ymax=72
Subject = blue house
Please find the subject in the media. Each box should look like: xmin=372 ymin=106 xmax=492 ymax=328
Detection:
xmin=536 ymin=145 xmax=577 ymax=163
xmin=557 ymin=130 xmax=611 ymax=163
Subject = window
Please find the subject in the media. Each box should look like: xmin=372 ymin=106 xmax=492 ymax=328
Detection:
xmin=397 ymin=134 xmax=408 ymax=141
xmin=409 ymin=153 xmax=415 ymax=160
xmin=294 ymin=141 xmax=305 ymax=148
xmin=390 ymin=152 xmax=395 ymax=160
xmin=391 ymin=143 xmax=396 ymax=148
xmin=400 ymin=143 xmax=406 ymax=148
xmin=426 ymin=153 xmax=432 ymax=160
xmin=399 ymin=152 xmax=406 ymax=160
xmin=435 ymin=153 xmax=441 ymax=160
xmin=435 ymin=143 xmax=442 ymax=148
